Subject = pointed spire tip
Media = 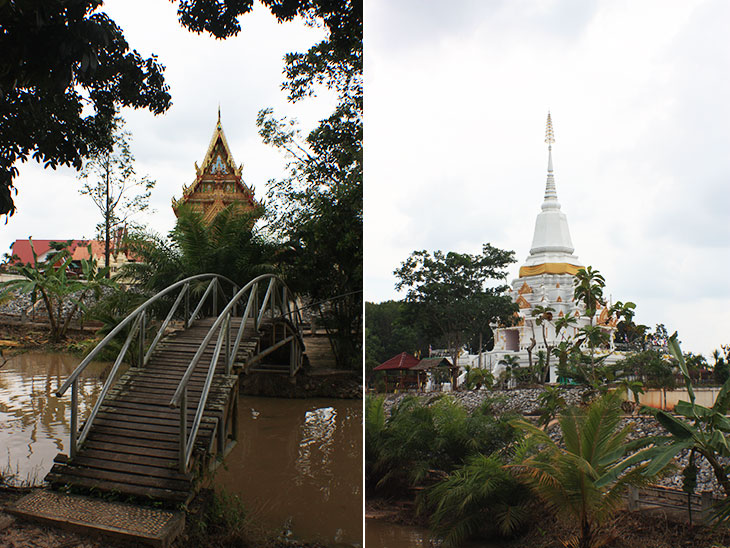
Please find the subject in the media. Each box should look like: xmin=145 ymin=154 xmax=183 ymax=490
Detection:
xmin=544 ymin=111 xmax=555 ymax=145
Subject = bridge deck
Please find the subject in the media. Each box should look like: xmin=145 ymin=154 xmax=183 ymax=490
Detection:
xmin=46 ymin=317 xmax=260 ymax=505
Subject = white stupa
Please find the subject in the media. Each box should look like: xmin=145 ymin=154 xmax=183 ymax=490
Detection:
xmin=484 ymin=113 xmax=617 ymax=382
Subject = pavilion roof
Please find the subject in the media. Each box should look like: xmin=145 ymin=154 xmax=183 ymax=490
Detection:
xmin=373 ymin=352 xmax=420 ymax=371
xmin=411 ymin=357 xmax=454 ymax=370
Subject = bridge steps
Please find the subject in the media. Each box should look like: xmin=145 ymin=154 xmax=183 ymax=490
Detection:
xmin=46 ymin=317 xmax=261 ymax=505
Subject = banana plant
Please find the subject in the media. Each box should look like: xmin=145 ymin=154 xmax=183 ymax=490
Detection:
xmin=645 ymin=333 xmax=730 ymax=499
xmin=0 ymin=239 xmax=115 ymax=341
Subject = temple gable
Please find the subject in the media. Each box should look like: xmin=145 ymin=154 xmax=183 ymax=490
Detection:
xmin=172 ymin=111 xmax=258 ymax=223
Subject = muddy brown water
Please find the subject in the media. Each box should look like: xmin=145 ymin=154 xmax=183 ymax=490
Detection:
xmin=214 ymin=397 xmax=362 ymax=546
xmin=0 ymin=351 xmax=112 ymax=485
xmin=366 ymin=518 xmax=501 ymax=547
xmin=0 ymin=352 xmax=362 ymax=547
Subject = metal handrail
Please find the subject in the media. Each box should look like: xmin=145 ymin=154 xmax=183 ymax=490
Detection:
xmin=57 ymin=273 xmax=237 ymax=457
xmin=169 ymin=273 xmax=303 ymax=472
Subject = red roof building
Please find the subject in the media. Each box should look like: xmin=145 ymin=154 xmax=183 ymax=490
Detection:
xmin=8 ymin=240 xmax=102 ymax=265
xmin=373 ymin=352 xmax=421 ymax=371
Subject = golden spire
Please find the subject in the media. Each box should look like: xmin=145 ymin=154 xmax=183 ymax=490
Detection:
xmin=217 ymin=104 xmax=221 ymax=128
xmin=545 ymin=111 xmax=555 ymax=146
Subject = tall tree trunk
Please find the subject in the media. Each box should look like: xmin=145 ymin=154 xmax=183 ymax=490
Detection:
xmin=541 ymin=326 xmax=553 ymax=384
xmin=104 ymin=161 xmax=111 ymax=276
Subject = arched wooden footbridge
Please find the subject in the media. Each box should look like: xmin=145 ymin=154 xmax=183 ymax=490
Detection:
xmin=47 ymin=273 xmax=305 ymax=505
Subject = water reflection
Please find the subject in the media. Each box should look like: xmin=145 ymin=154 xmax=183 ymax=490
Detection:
xmin=214 ymin=397 xmax=363 ymax=547
xmin=365 ymin=519 xmax=435 ymax=548
xmin=0 ymin=351 xmax=112 ymax=485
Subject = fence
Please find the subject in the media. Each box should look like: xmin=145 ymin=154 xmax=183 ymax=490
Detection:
xmin=627 ymin=485 xmax=717 ymax=523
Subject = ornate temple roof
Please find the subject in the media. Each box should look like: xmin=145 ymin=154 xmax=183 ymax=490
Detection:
xmin=172 ymin=110 xmax=258 ymax=223
xmin=519 ymin=113 xmax=583 ymax=277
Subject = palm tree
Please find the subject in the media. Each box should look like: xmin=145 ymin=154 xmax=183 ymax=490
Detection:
xmin=573 ymin=266 xmax=605 ymax=318
xmin=122 ymin=204 xmax=280 ymax=291
xmin=532 ymin=305 xmax=557 ymax=383
xmin=573 ymin=267 xmax=608 ymax=381
xmin=465 ymin=367 xmax=494 ymax=390
xmin=426 ymin=453 xmax=531 ymax=547
xmin=497 ymin=354 xmax=519 ymax=389
xmin=511 ymin=391 xmax=663 ymax=548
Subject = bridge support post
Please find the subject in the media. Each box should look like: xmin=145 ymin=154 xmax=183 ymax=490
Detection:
xmin=185 ymin=284 xmax=190 ymax=326
xmin=232 ymin=393 xmax=238 ymax=442
xmin=217 ymin=417 xmax=225 ymax=454
xmin=225 ymin=313 xmax=231 ymax=372
xmin=70 ymin=380 xmax=78 ymax=458
xmin=138 ymin=311 xmax=146 ymax=368
xmin=179 ymin=388 xmax=188 ymax=474
xmin=212 ymin=279 xmax=218 ymax=316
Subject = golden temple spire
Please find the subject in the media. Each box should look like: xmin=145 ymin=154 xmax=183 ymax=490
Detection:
xmin=545 ymin=111 xmax=555 ymax=147
xmin=217 ymin=104 xmax=221 ymax=128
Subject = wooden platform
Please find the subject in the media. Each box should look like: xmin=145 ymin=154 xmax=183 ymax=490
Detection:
xmin=46 ymin=317 xmax=261 ymax=505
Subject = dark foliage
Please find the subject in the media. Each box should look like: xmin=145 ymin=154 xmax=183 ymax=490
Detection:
xmin=0 ymin=0 xmax=171 ymax=216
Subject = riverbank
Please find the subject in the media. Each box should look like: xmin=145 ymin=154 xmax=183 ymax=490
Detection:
xmin=366 ymin=485 xmax=730 ymax=548
xmin=0 ymin=322 xmax=93 ymax=354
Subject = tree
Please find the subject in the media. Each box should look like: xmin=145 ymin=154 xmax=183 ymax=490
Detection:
xmin=0 ymin=239 xmax=115 ymax=341
xmin=572 ymin=267 xmax=636 ymax=384
xmin=365 ymin=300 xmax=429 ymax=381
xmin=122 ymin=204 xmax=279 ymax=292
xmin=531 ymin=304 xmax=576 ymax=383
xmin=497 ymin=354 xmax=520 ymax=390
xmin=427 ymin=454 xmax=531 ymax=546
xmin=465 ymin=367 xmax=494 ymax=390
xmin=713 ymin=347 xmax=730 ymax=385
xmin=512 ymin=391 xmax=664 ymax=548
xmin=0 ymin=0 xmax=171 ymax=217
xmin=615 ymin=350 xmax=676 ymax=390
xmin=646 ymin=334 xmax=730 ymax=521
xmin=258 ymin=0 xmax=362 ymax=371
xmin=78 ymin=117 xmax=154 ymax=271
xmin=1 ymin=0 xmax=362 ymax=217
xmin=536 ymin=385 xmax=567 ymax=428
xmin=394 ymin=244 xmax=518 ymax=383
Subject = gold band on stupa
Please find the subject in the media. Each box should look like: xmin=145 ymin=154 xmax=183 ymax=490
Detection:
xmin=518 ymin=263 xmax=582 ymax=277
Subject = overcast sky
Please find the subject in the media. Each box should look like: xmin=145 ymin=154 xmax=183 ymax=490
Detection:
xmin=1 ymin=0 xmax=333 ymax=258
xmin=364 ymin=0 xmax=730 ymax=357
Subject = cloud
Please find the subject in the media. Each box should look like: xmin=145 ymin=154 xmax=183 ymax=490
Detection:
xmin=365 ymin=0 xmax=729 ymax=356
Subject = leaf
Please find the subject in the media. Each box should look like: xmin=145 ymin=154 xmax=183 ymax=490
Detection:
xmin=668 ymin=333 xmax=694 ymax=404
xmin=655 ymin=411 xmax=697 ymax=440
xmin=675 ymin=400 xmax=713 ymax=420
xmin=642 ymin=440 xmax=693 ymax=477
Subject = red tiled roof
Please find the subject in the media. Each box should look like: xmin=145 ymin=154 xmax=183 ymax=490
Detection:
xmin=9 ymin=239 xmax=100 ymax=265
xmin=373 ymin=352 xmax=421 ymax=371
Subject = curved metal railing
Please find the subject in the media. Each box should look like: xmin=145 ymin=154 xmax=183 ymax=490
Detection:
xmin=56 ymin=273 xmax=238 ymax=458
xmin=168 ymin=273 xmax=304 ymax=473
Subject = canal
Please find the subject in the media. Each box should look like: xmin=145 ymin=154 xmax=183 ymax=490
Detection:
xmin=0 ymin=351 xmax=362 ymax=546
